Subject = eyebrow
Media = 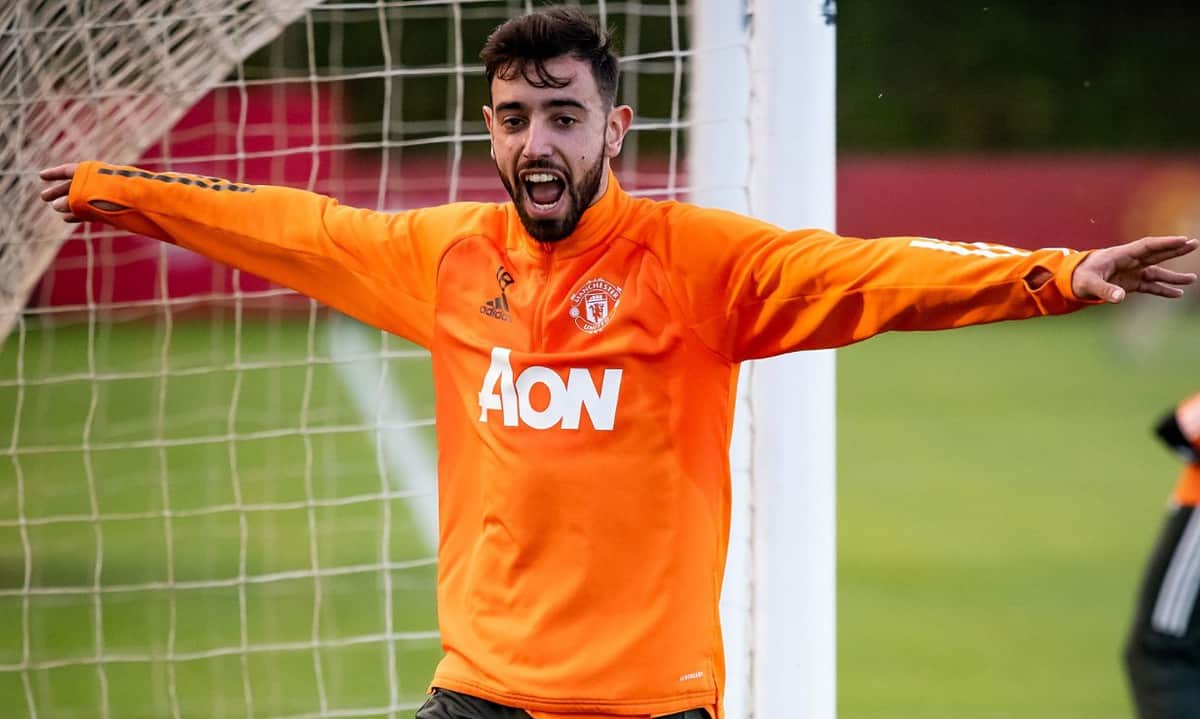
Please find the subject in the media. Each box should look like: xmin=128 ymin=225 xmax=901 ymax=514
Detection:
xmin=494 ymin=98 xmax=588 ymax=113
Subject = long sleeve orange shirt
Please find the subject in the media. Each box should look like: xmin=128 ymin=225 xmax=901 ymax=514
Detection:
xmin=69 ymin=161 xmax=1095 ymax=717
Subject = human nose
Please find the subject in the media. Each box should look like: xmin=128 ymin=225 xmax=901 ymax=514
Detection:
xmin=520 ymin=118 xmax=553 ymax=160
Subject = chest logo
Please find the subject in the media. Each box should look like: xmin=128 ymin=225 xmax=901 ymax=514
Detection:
xmin=568 ymin=277 xmax=622 ymax=334
xmin=480 ymin=265 xmax=516 ymax=322
xmin=477 ymin=347 xmax=622 ymax=431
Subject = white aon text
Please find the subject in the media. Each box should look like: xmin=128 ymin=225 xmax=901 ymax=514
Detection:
xmin=476 ymin=347 xmax=622 ymax=430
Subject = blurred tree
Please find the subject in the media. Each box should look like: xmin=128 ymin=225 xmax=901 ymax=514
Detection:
xmin=838 ymin=1 xmax=1200 ymax=151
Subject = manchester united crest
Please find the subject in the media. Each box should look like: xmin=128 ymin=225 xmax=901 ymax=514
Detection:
xmin=568 ymin=277 xmax=622 ymax=334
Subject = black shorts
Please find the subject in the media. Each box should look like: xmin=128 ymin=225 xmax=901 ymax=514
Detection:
xmin=414 ymin=688 xmax=710 ymax=719
xmin=1125 ymin=503 xmax=1200 ymax=719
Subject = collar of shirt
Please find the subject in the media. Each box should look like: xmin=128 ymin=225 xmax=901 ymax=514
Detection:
xmin=506 ymin=169 xmax=634 ymax=261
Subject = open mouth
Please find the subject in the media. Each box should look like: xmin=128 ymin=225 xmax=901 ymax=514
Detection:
xmin=521 ymin=170 xmax=567 ymax=214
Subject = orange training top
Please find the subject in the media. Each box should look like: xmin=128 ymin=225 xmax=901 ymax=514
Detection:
xmin=70 ymin=161 xmax=1096 ymax=717
xmin=1175 ymin=465 xmax=1200 ymax=506
xmin=1172 ymin=395 xmax=1200 ymax=507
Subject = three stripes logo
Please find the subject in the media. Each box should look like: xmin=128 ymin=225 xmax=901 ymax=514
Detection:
xmin=480 ymin=265 xmax=516 ymax=322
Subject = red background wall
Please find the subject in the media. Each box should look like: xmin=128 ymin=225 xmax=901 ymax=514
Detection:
xmin=35 ymin=88 xmax=1200 ymax=310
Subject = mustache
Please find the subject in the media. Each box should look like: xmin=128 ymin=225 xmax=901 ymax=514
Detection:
xmin=515 ymin=159 xmax=569 ymax=177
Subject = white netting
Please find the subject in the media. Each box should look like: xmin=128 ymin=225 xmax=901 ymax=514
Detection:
xmin=0 ymin=0 xmax=317 ymax=342
xmin=1 ymin=2 xmax=702 ymax=717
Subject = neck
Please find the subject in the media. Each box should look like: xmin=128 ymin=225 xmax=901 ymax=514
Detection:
xmin=587 ymin=159 xmax=611 ymax=208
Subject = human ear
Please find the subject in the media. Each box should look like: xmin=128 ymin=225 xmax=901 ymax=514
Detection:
xmin=482 ymin=106 xmax=496 ymax=159
xmin=605 ymin=105 xmax=634 ymax=159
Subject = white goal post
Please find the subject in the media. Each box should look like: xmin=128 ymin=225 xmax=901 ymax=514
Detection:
xmin=693 ymin=2 xmax=836 ymax=718
xmin=1 ymin=1 xmax=835 ymax=717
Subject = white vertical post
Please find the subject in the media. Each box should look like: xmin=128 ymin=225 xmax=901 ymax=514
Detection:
xmin=688 ymin=4 xmax=753 ymax=719
xmin=692 ymin=0 xmax=836 ymax=717
xmin=748 ymin=1 xmax=837 ymax=719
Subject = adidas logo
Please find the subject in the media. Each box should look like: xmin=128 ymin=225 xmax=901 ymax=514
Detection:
xmin=480 ymin=292 xmax=511 ymax=322
xmin=481 ymin=265 xmax=515 ymax=322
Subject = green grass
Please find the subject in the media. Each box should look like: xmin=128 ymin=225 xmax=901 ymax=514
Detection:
xmin=2 ymin=305 xmax=1199 ymax=718
xmin=838 ymin=306 xmax=1200 ymax=719
xmin=0 ymin=313 xmax=438 ymax=718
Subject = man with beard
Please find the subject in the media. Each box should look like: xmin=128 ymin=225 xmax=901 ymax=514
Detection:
xmin=38 ymin=6 xmax=1199 ymax=719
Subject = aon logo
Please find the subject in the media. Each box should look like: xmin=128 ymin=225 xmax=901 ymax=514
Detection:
xmin=477 ymin=347 xmax=622 ymax=430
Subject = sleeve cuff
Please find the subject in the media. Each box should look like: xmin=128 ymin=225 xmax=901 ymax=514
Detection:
xmin=1053 ymin=250 xmax=1101 ymax=304
xmin=1030 ymin=250 xmax=1102 ymax=315
xmin=67 ymin=160 xmax=106 ymax=220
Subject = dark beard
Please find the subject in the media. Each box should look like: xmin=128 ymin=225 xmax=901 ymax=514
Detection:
xmin=499 ymin=153 xmax=606 ymax=243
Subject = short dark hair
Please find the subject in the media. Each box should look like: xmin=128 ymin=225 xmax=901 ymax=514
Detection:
xmin=480 ymin=6 xmax=619 ymax=106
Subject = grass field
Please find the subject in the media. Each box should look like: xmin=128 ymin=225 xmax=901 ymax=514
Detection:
xmin=838 ymin=306 xmax=1200 ymax=719
xmin=2 ymin=305 xmax=1199 ymax=718
xmin=0 ymin=313 xmax=439 ymax=718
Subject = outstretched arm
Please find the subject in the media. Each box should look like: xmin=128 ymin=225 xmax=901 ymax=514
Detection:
xmin=39 ymin=161 xmax=488 ymax=347
xmin=660 ymin=204 xmax=1199 ymax=361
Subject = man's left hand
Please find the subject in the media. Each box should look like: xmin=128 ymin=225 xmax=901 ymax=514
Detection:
xmin=1072 ymin=235 xmax=1199 ymax=303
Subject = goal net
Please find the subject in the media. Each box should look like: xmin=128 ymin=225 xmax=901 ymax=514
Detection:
xmin=1 ymin=2 xmax=833 ymax=718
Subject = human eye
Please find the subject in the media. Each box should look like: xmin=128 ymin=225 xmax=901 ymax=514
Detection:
xmin=501 ymin=116 xmax=526 ymax=131
xmin=555 ymin=115 xmax=579 ymax=128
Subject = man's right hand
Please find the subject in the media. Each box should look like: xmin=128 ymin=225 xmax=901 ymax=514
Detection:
xmin=40 ymin=163 xmax=128 ymax=223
